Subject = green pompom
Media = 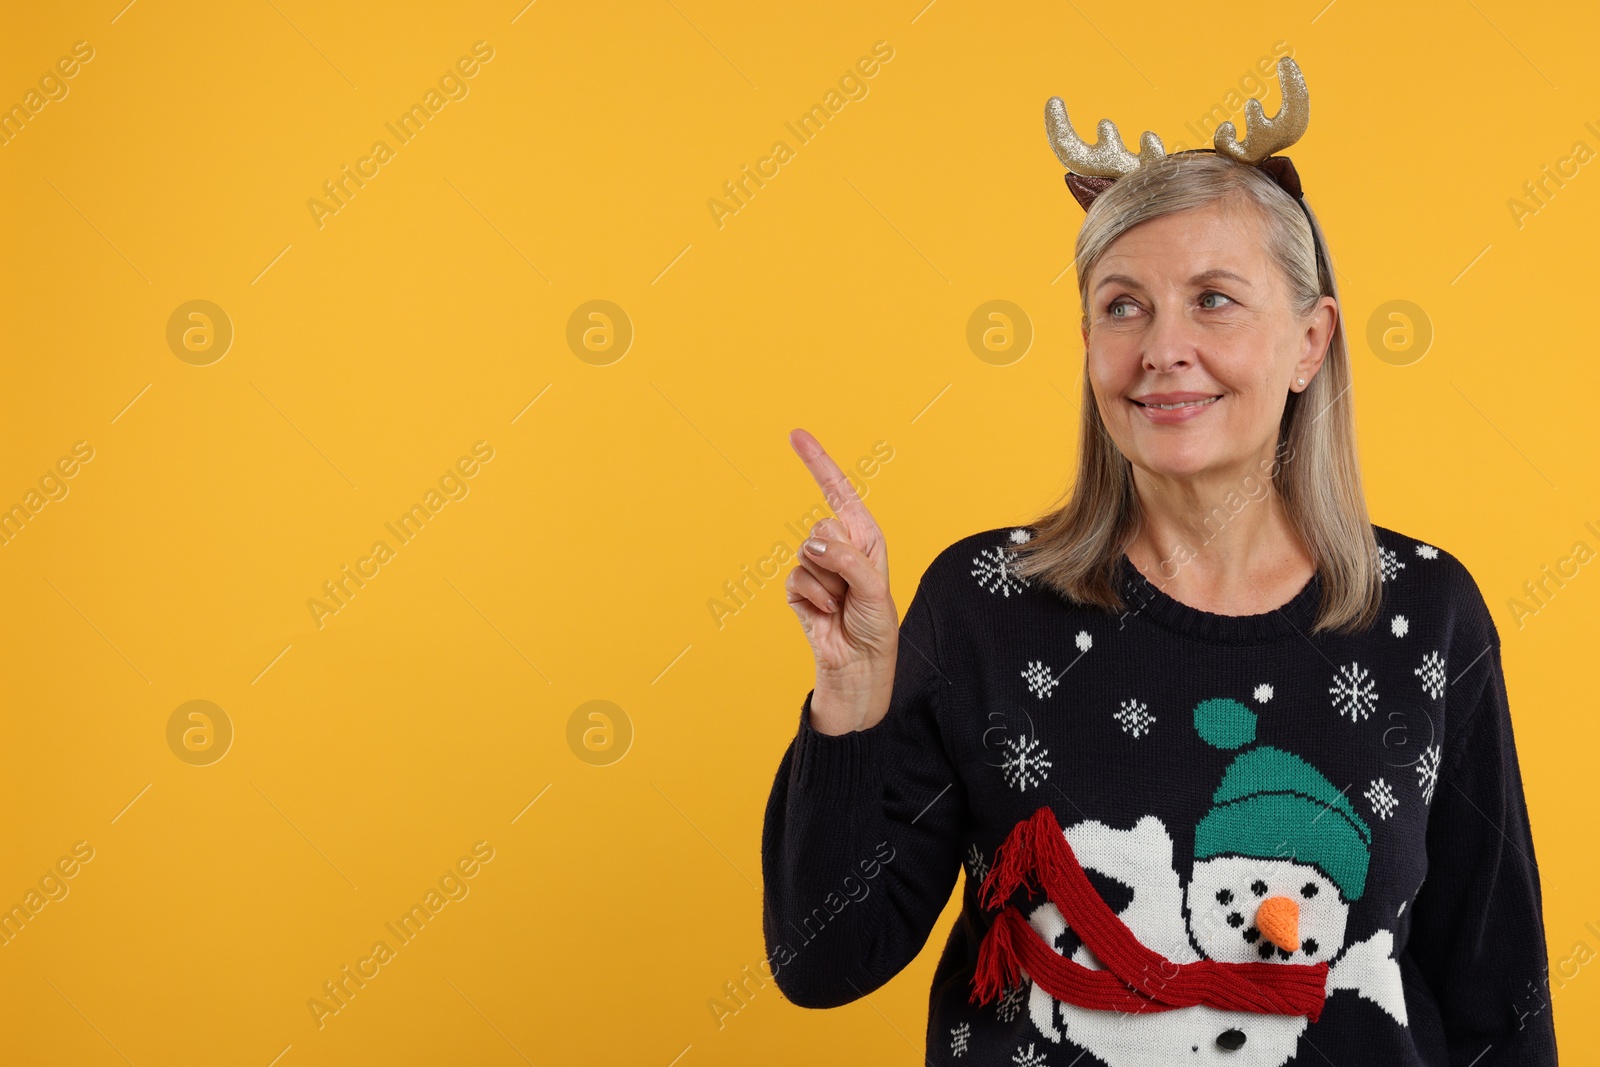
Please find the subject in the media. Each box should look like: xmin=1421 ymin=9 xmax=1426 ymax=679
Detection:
xmin=1194 ymin=697 xmax=1256 ymax=750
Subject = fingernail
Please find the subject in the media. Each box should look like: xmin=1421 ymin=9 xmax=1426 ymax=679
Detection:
xmin=826 ymin=597 xmax=838 ymax=611
xmin=804 ymin=538 xmax=826 ymax=554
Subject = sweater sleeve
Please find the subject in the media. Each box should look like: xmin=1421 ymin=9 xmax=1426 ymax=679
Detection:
xmin=760 ymin=572 xmax=967 ymax=1009
xmin=1405 ymin=634 xmax=1558 ymax=1063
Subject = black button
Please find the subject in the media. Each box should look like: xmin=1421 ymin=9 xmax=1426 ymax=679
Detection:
xmin=1216 ymin=1028 xmax=1247 ymax=1051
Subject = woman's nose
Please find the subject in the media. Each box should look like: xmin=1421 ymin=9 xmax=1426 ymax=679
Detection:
xmin=1256 ymin=895 xmax=1300 ymax=951
xmin=1141 ymin=303 xmax=1200 ymax=371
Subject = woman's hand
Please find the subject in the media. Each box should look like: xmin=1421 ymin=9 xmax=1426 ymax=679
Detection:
xmin=785 ymin=428 xmax=900 ymax=735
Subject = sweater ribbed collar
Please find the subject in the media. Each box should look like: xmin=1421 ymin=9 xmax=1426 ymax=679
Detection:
xmin=1114 ymin=552 xmax=1323 ymax=644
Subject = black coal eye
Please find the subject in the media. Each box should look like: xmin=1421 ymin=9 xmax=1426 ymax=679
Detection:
xmin=1250 ymin=879 xmax=1268 ymax=896
xmin=1216 ymin=888 xmax=1233 ymax=904
xmin=1301 ymin=882 xmax=1318 ymax=898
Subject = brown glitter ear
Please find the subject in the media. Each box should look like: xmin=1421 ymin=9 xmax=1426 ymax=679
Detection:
xmin=1065 ymin=173 xmax=1116 ymax=212
xmin=1256 ymin=155 xmax=1304 ymax=200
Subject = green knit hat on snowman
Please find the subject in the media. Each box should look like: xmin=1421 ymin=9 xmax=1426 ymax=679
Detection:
xmin=1191 ymin=696 xmax=1373 ymax=902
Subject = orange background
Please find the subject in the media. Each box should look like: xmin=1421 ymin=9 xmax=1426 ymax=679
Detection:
xmin=1 ymin=1 xmax=1595 ymax=1063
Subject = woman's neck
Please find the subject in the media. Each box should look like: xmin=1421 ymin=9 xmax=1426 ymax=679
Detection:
xmin=1124 ymin=485 xmax=1315 ymax=618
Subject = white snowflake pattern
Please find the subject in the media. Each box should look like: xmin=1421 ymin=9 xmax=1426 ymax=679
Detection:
xmin=999 ymin=735 xmax=1053 ymax=791
xmin=951 ymin=1021 xmax=971 ymax=1057
xmin=1391 ymin=614 xmax=1410 ymax=637
xmin=966 ymin=843 xmax=989 ymax=886
xmin=1378 ymin=544 xmax=1406 ymax=582
xmin=1009 ymin=527 xmax=1033 ymax=544
xmin=1075 ymin=630 xmax=1093 ymax=653
xmin=1253 ymin=682 xmax=1274 ymax=703
xmin=1416 ymin=743 xmax=1442 ymax=804
xmin=1013 ymin=1042 xmax=1050 ymax=1067
xmin=1416 ymin=543 xmax=1440 ymax=559
xmin=1330 ymin=661 xmax=1378 ymax=722
xmin=1365 ymin=777 xmax=1399 ymax=819
xmin=1113 ymin=698 xmax=1156 ymax=738
xmin=1021 ymin=660 xmax=1060 ymax=700
xmin=997 ymin=981 xmax=1027 ymax=1022
xmin=1414 ymin=650 xmax=1447 ymax=701
xmin=973 ymin=543 xmax=1031 ymax=597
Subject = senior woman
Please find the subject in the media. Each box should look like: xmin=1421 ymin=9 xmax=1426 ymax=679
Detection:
xmin=760 ymin=58 xmax=1556 ymax=1066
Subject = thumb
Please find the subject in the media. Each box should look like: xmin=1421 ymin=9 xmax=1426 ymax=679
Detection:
xmin=804 ymin=525 xmax=889 ymax=603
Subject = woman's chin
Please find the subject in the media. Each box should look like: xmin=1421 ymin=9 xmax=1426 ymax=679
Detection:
xmin=1133 ymin=449 xmax=1221 ymax=480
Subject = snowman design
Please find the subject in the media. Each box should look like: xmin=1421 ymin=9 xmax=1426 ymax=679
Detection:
xmin=1018 ymin=696 xmax=1408 ymax=1065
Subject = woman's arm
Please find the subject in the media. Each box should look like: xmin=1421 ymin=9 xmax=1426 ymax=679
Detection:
xmin=761 ymin=575 xmax=967 ymax=1008
xmin=1406 ymin=634 xmax=1558 ymax=1062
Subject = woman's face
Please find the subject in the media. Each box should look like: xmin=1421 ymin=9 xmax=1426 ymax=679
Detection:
xmin=1082 ymin=199 xmax=1336 ymax=488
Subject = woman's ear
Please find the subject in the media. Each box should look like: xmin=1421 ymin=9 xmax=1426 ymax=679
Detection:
xmin=1296 ymin=295 xmax=1337 ymax=384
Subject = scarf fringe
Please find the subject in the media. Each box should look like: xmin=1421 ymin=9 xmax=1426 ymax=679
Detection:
xmin=971 ymin=906 xmax=1025 ymax=1005
xmin=978 ymin=806 xmax=1054 ymax=911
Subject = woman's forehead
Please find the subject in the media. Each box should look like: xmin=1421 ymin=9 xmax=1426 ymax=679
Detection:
xmin=1091 ymin=207 xmax=1274 ymax=286
xmin=1093 ymin=266 xmax=1259 ymax=295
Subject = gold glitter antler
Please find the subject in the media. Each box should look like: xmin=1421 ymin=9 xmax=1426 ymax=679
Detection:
xmin=1044 ymin=97 xmax=1166 ymax=177
xmin=1213 ymin=56 xmax=1310 ymax=163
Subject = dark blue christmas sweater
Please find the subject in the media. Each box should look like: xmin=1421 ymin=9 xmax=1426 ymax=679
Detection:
xmin=761 ymin=523 xmax=1558 ymax=1065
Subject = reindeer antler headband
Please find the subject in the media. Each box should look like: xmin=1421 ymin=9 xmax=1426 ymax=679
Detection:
xmin=1046 ymin=55 xmax=1310 ymax=213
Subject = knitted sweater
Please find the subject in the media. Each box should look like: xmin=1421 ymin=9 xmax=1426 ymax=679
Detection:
xmin=761 ymin=523 xmax=1557 ymax=1065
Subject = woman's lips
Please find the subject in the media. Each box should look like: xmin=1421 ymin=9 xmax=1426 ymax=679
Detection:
xmin=1130 ymin=395 xmax=1222 ymax=423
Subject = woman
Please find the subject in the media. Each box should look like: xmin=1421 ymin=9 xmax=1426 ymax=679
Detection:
xmin=761 ymin=57 xmax=1557 ymax=1065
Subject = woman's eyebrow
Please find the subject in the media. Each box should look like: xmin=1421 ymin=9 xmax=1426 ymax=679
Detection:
xmin=1093 ymin=272 xmax=1143 ymax=293
xmin=1093 ymin=268 xmax=1253 ymax=293
xmin=1191 ymin=268 xmax=1253 ymax=289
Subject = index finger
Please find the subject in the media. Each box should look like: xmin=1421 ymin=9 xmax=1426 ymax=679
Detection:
xmin=788 ymin=427 xmax=879 ymax=534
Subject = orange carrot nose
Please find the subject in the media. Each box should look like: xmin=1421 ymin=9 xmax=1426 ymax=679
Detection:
xmin=1256 ymin=896 xmax=1300 ymax=951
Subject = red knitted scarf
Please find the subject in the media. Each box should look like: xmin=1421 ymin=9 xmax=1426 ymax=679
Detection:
xmin=970 ymin=806 xmax=1328 ymax=1023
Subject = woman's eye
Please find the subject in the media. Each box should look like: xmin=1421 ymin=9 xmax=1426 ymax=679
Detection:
xmin=1108 ymin=298 xmax=1138 ymax=319
xmin=1199 ymin=291 xmax=1234 ymax=310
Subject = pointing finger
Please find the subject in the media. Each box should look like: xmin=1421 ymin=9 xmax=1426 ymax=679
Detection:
xmin=789 ymin=428 xmax=879 ymax=538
